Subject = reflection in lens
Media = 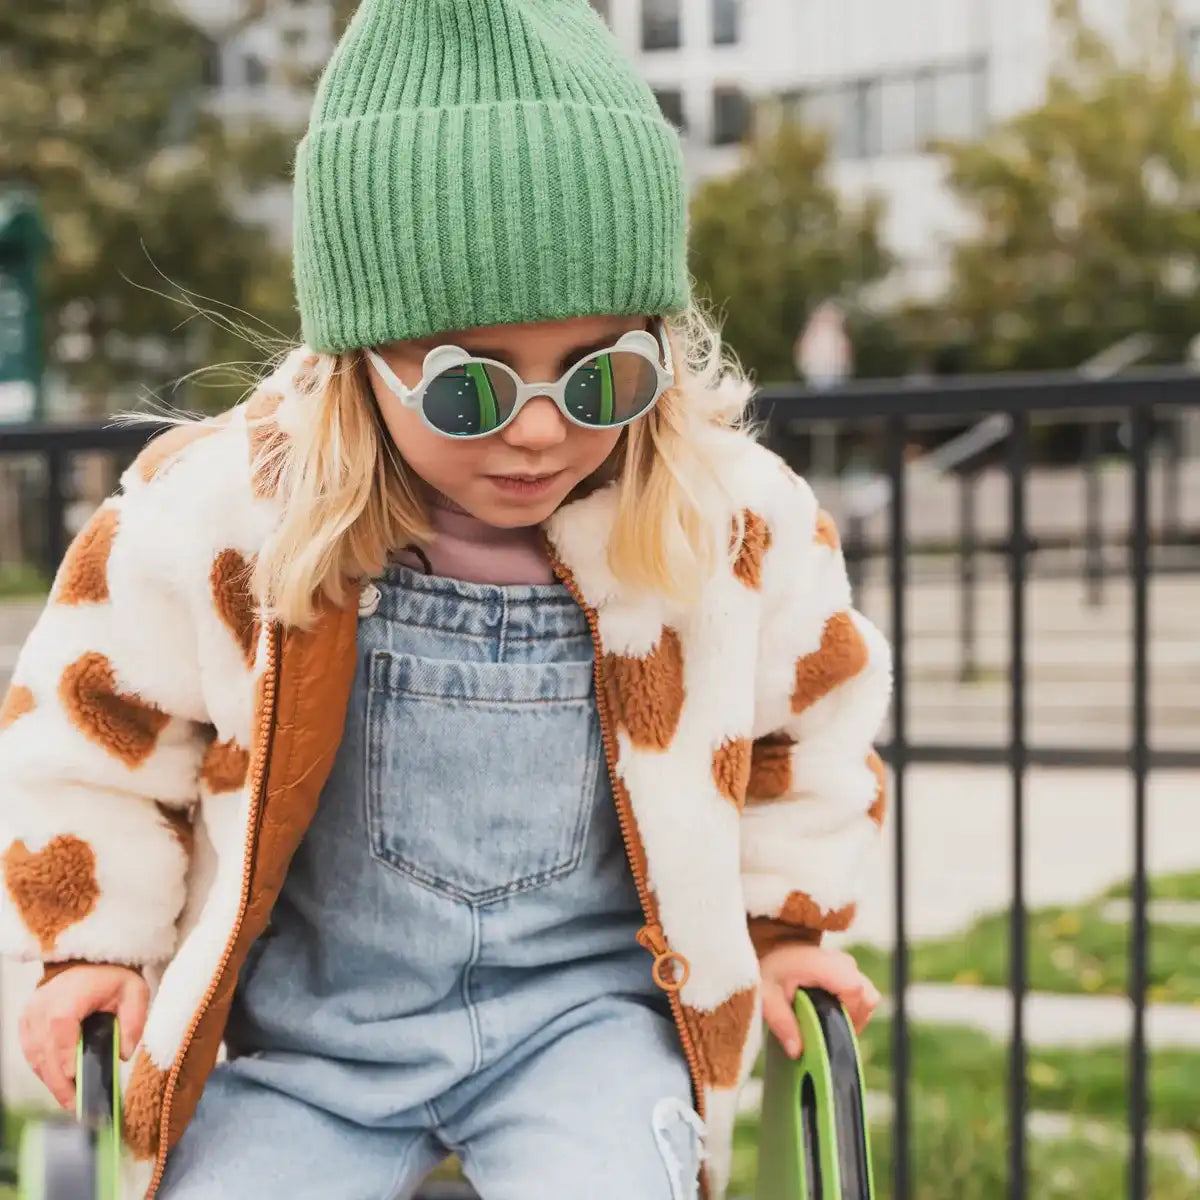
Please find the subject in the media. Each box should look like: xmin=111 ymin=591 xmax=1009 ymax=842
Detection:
xmin=563 ymin=352 xmax=659 ymax=427
xmin=422 ymin=362 xmax=518 ymax=436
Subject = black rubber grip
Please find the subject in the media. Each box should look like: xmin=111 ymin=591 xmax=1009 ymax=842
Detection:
xmin=77 ymin=1011 xmax=117 ymax=1132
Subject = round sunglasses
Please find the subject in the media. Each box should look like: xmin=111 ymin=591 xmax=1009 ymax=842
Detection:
xmin=365 ymin=325 xmax=674 ymax=440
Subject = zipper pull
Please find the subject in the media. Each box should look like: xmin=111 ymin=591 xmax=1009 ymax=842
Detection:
xmin=637 ymin=923 xmax=691 ymax=993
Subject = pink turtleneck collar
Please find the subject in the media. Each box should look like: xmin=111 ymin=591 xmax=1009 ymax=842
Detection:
xmin=395 ymin=491 xmax=557 ymax=585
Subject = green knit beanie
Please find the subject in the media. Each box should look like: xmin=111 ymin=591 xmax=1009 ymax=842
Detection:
xmin=293 ymin=0 xmax=690 ymax=353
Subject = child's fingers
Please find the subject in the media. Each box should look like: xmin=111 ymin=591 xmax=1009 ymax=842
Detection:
xmin=114 ymin=977 xmax=150 ymax=1059
xmin=783 ymin=948 xmax=864 ymax=1000
xmin=845 ymin=979 xmax=882 ymax=1033
xmin=38 ymin=1019 xmax=79 ymax=1111
xmin=761 ymin=984 xmax=803 ymax=1059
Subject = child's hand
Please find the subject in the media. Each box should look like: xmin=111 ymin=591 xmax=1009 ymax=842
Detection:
xmin=760 ymin=943 xmax=880 ymax=1059
xmin=19 ymin=964 xmax=148 ymax=1110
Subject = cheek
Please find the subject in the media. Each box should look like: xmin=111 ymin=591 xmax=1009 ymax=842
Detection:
xmin=573 ymin=427 xmax=623 ymax=475
xmin=377 ymin=398 xmax=470 ymax=488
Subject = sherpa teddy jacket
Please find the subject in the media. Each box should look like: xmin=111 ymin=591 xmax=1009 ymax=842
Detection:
xmin=0 ymin=349 xmax=891 ymax=1198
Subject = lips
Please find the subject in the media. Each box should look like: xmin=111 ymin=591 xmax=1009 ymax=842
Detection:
xmin=485 ymin=471 xmax=564 ymax=497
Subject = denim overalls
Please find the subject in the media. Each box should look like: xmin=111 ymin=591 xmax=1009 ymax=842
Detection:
xmin=160 ymin=565 xmax=702 ymax=1200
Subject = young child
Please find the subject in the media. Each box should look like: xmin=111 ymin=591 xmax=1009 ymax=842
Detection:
xmin=4 ymin=2 xmax=889 ymax=1197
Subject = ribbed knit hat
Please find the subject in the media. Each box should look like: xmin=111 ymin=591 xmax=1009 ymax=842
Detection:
xmin=293 ymin=0 xmax=689 ymax=353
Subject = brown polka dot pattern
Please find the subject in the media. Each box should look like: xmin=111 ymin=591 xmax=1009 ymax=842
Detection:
xmin=2 ymin=836 xmax=99 ymax=953
xmin=0 ymin=684 xmax=34 ymax=730
xmin=790 ymin=611 xmax=869 ymax=715
xmin=732 ymin=510 xmax=771 ymax=589
xmin=54 ymin=506 xmax=118 ymax=606
xmin=156 ymin=802 xmax=194 ymax=859
xmin=867 ymin=750 xmax=887 ymax=826
xmin=777 ymin=889 xmax=857 ymax=933
xmin=201 ymin=736 xmax=250 ymax=794
xmin=601 ymin=628 xmax=685 ymax=751
xmin=748 ymin=915 xmax=822 ymax=958
xmin=711 ymin=737 xmax=751 ymax=809
xmin=123 ymin=1049 xmax=168 ymax=1160
xmin=245 ymin=391 xmax=287 ymax=499
xmin=682 ymin=986 xmax=757 ymax=1089
xmin=747 ymin=733 xmax=794 ymax=802
xmin=59 ymin=652 xmax=170 ymax=767
xmin=134 ymin=419 xmax=225 ymax=484
xmin=211 ymin=550 xmax=258 ymax=668
xmin=815 ymin=509 xmax=841 ymax=550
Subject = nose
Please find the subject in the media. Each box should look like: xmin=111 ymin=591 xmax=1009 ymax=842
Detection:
xmin=501 ymin=394 xmax=568 ymax=451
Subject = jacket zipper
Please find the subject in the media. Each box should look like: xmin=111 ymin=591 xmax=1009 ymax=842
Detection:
xmin=147 ymin=622 xmax=282 ymax=1197
xmin=546 ymin=546 xmax=706 ymax=1122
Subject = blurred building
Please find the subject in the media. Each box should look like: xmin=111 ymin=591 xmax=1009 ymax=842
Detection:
xmin=602 ymin=0 xmax=1200 ymax=296
xmin=176 ymin=0 xmax=337 ymax=229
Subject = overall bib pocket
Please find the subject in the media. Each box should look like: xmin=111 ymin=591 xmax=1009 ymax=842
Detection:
xmin=365 ymin=651 xmax=601 ymax=903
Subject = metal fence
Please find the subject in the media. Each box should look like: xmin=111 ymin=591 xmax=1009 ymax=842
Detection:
xmin=757 ymin=365 xmax=1200 ymax=1200
xmin=1 ymin=364 xmax=1199 ymax=1198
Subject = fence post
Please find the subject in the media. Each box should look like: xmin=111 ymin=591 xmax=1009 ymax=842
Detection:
xmin=43 ymin=446 xmax=66 ymax=580
xmin=1163 ymin=411 xmax=1181 ymax=551
xmin=958 ymin=468 xmax=978 ymax=683
xmin=846 ymin=512 xmax=866 ymax=597
xmin=1083 ymin=421 xmax=1104 ymax=607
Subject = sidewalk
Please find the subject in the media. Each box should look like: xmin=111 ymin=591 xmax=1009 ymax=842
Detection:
xmin=884 ymin=983 xmax=1200 ymax=1048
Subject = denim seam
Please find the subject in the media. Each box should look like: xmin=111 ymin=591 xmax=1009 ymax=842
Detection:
xmin=368 ymin=689 xmax=594 ymax=708
xmin=371 ymin=618 xmax=590 ymax=642
xmin=462 ymin=906 xmax=484 ymax=1074
xmin=365 ymin=849 xmax=593 ymax=906
xmin=379 ymin=1127 xmax=435 ymax=1200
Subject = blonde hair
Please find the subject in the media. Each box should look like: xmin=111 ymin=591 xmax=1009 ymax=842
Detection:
xmin=253 ymin=303 xmax=754 ymax=629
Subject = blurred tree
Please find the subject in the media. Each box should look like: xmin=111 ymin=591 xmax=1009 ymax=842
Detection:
xmin=0 ymin=0 xmax=300 ymax=414
xmin=931 ymin=0 xmax=1200 ymax=372
xmin=332 ymin=0 xmax=361 ymax=38
xmin=688 ymin=118 xmax=894 ymax=383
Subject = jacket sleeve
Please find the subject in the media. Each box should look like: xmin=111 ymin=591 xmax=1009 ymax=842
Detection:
xmin=740 ymin=471 xmax=892 ymax=957
xmin=0 ymin=442 xmax=215 ymax=974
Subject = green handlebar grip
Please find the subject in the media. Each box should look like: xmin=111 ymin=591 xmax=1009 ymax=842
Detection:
xmin=755 ymin=988 xmax=875 ymax=1200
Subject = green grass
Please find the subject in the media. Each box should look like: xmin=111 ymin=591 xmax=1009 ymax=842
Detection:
xmin=0 ymin=563 xmax=48 ymax=600
xmin=731 ymin=1097 xmax=1196 ymax=1200
xmin=727 ymin=1020 xmax=1200 ymax=1198
xmin=848 ymin=872 xmax=1200 ymax=1005
xmin=859 ymin=1020 xmax=1200 ymax=1136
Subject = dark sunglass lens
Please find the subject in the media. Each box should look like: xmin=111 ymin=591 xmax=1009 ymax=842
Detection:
xmin=422 ymin=363 xmax=517 ymax=437
xmin=564 ymin=352 xmax=660 ymax=427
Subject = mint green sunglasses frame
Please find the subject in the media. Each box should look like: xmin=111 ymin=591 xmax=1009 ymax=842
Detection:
xmin=365 ymin=322 xmax=674 ymax=440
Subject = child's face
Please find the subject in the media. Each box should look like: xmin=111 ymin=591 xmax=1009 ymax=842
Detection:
xmin=368 ymin=315 xmax=648 ymax=527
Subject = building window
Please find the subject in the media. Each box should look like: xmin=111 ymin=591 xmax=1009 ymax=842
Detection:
xmin=1186 ymin=27 xmax=1200 ymax=75
xmin=786 ymin=56 xmax=987 ymax=161
xmin=878 ymin=75 xmax=919 ymax=155
xmin=200 ymin=38 xmax=222 ymax=88
xmin=653 ymin=88 xmax=687 ymax=131
xmin=712 ymin=86 xmax=750 ymax=146
xmin=642 ymin=0 xmax=682 ymax=51
xmin=243 ymin=54 xmax=268 ymax=87
xmin=926 ymin=63 xmax=987 ymax=141
xmin=712 ymin=0 xmax=739 ymax=46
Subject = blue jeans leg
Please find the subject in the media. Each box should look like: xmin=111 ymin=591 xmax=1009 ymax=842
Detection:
xmin=452 ymin=999 xmax=702 ymax=1200
xmin=158 ymin=1061 xmax=443 ymax=1200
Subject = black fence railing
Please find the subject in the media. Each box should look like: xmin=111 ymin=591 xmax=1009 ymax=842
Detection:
xmin=757 ymin=366 xmax=1200 ymax=1200
xmin=1 ymin=365 xmax=1198 ymax=1199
